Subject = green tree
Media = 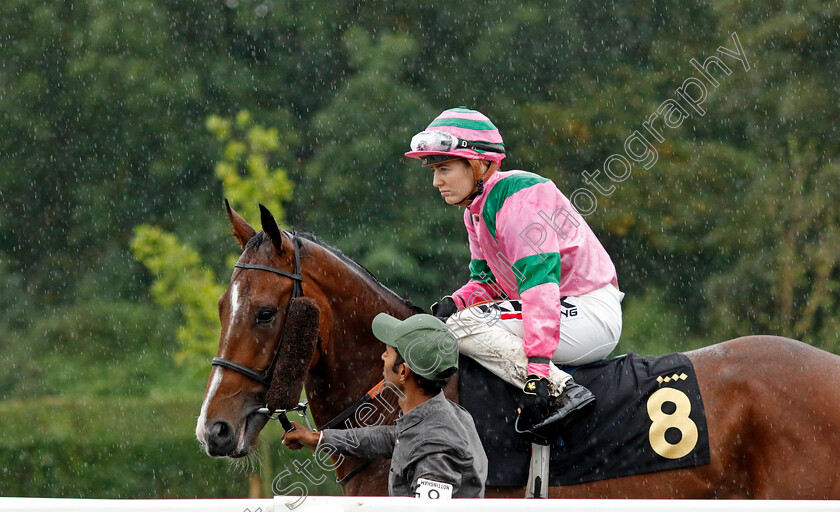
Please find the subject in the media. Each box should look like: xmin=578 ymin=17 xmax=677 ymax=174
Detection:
xmin=705 ymin=140 xmax=840 ymax=351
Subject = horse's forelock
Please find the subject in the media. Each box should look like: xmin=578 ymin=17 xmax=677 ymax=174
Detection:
xmin=241 ymin=231 xmax=296 ymax=258
xmin=240 ymin=231 xmax=268 ymax=255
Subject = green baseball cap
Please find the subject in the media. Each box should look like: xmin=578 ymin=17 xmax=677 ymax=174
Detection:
xmin=371 ymin=313 xmax=459 ymax=381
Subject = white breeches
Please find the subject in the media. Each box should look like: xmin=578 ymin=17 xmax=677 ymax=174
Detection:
xmin=446 ymin=284 xmax=624 ymax=396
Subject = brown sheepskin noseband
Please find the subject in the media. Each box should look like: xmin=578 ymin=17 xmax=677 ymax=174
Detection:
xmin=265 ymin=297 xmax=320 ymax=410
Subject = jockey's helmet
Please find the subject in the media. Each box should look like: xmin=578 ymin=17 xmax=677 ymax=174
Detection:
xmin=405 ymin=107 xmax=506 ymax=167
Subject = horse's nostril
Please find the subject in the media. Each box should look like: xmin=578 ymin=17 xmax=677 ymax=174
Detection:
xmin=207 ymin=420 xmax=235 ymax=455
xmin=211 ymin=421 xmax=230 ymax=438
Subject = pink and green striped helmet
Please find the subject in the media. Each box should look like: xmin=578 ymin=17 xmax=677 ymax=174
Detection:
xmin=405 ymin=107 xmax=506 ymax=166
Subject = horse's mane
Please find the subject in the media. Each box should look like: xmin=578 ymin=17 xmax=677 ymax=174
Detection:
xmin=295 ymin=231 xmax=424 ymax=314
xmin=246 ymin=230 xmax=424 ymax=315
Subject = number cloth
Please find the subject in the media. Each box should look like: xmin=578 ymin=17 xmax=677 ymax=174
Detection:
xmin=321 ymin=391 xmax=488 ymax=497
xmin=449 ymin=170 xmax=619 ymax=377
xmin=458 ymin=352 xmax=711 ymax=486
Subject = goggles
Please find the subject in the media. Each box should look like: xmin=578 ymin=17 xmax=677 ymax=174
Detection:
xmin=410 ymin=131 xmax=506 ymax=156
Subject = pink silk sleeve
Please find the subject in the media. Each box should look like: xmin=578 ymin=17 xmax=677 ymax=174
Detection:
xmin=452 ymin=281 xmax=496 ymax=309
xmin=520 ymin=284 xmax=561 ymax=377
xmin=452 ymin=209 xmax=497 ymax=308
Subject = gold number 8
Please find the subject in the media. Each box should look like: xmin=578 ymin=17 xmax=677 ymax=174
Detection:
xmin=647 ymin=387 xmax=698 ymax=459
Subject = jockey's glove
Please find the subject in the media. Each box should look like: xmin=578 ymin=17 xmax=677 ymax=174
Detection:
xmin=518 ymin=375 xmax=550 ymax=430
xmin=431 ymin=296 xmax=458 ymax=322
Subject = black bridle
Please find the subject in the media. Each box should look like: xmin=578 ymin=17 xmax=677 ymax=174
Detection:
xmin=209 ymin=232 xmax=380 ymax=485
xmin=211 ymin=234 xmax=304 ymax=388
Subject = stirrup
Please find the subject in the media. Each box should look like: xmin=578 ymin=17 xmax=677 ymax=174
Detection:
xmin=514 ymin=415 xmax=552 ymax=445
xmin=536 ymin=382 xmax=596 ymax=432
xmin=516 ymin=382 xmax=596 ymax=440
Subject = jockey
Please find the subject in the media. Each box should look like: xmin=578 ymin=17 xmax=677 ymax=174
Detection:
xmin=405 ymin=107 xmax=624 ymax=437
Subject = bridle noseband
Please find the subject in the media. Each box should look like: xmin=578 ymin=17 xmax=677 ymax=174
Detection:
xmin=211 ymin=234 xmax=304 ymax=388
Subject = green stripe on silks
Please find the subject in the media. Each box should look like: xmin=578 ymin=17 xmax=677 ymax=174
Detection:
xmin=512 ymin=253 xmax=561 ymax=295
xmin=483 ymin=173 xmax=550 ymax=241
xmin=469 ymin=259 xmax=496 ymax=283
xmin=427 ymin=117 xmax=498 ymax=132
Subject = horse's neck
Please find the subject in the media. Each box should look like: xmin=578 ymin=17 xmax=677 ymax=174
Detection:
xmin=301 ymin=243 xmax=415 ymax=427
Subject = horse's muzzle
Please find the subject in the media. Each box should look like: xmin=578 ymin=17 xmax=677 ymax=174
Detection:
xmin=203 ymin=411 xmax=269 ymax=458
xmin=206 ymin=420 xmax=236 ymax=456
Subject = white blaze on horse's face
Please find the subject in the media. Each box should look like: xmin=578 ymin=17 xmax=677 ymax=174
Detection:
xmin=195 ymin=281 xmax=244 ymax=447
xmin=195 ymin=367 xmax=222 ymax=445
xmin=195 ymin=277 xmax=272 ymax=457
xmin=220 ymin=280 xmax=249 ymax=351
xmin=227 ymin=281 xmax=245 ymax=331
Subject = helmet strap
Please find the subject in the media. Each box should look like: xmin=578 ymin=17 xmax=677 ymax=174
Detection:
xmin=454 ymin=161 xmax=499 ymax=207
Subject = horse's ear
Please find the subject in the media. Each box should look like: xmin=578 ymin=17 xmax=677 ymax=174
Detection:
xmin=259 ymin=204 xmax=285 ymax=255
xmin=225 ymin=199 xmax=256 ymax=249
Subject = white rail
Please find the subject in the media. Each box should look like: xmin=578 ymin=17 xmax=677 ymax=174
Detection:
xmin=2 ymin=496 xmax=840 ymax=512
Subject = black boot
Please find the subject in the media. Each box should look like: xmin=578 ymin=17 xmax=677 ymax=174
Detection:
xmin=530 ymin=380 xmax=595 ymax=435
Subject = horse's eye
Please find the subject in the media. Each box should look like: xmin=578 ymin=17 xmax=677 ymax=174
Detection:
xmin=255 ymin=309 xmax=276 ymax=324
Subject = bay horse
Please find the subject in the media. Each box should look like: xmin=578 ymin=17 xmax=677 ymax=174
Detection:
xmin=196 ymin=202 xmax=840 ymax=499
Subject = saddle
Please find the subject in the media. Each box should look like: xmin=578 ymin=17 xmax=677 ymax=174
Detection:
xmin=458 ymin=352 xmax=711 ymax=487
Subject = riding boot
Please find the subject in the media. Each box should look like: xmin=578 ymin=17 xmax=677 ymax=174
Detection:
xmin=530 ymin=380 xmax=596 ymax=436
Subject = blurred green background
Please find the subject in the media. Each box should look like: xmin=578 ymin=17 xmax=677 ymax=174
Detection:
xmin=2 ymin=0 xmax=839 ymax=498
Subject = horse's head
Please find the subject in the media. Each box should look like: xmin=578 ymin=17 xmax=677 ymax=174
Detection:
xmin=196 ymin=201 xmax=319 ymax=458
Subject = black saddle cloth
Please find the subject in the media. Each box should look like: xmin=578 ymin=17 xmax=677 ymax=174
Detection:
xmin=458 ymin=352 xmax=711 ymax=487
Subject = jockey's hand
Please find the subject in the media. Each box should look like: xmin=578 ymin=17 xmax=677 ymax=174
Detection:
xmin=281 ymin=422 xmax=320 ymax=451
xmin=517 ymin=375 xmax=550 ymax=430
xmin=431 ymin=296 xmax=458 ymax=322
